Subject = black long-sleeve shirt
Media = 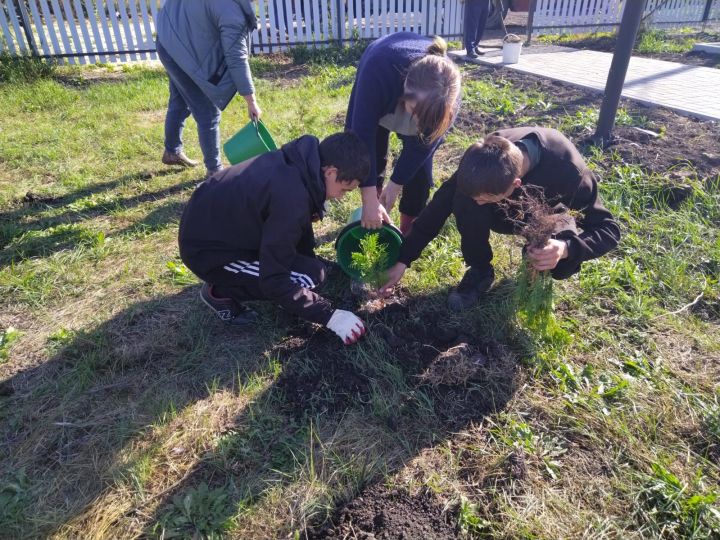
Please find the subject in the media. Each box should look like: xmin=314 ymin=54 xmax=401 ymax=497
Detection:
xmin=399 ymin=127 xmax=621 ymax=279
xmin=178 ymin=136 xmax=334 ymax=324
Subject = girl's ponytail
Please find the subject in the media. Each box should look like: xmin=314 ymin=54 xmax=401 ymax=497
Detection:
xmin=425 ymin=35 xmax=448 ymax=56
xmin=404 ymin=37 xmax=461 ymax=144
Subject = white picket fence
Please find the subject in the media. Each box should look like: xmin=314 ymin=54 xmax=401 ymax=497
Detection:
xmin=0 ymin=0 xmax=466 ymax=63
xmin=532 ymin=0 xmax=719 ymax=35
xmin=2 ymin=1 xmax=719 ymax=63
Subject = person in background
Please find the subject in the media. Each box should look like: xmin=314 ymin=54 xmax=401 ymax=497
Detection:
xmin=463 ymin=0 xmax=490 ymax=59
xmin=156 ymin=0 xmax=262 ymax=179
xmin=178 ymin=132 xmax=371 ymax=345
xmin=345 ymin=32 xmax=462 ymax=236
xmin=379 ymin=127 xmax=621 ymax=311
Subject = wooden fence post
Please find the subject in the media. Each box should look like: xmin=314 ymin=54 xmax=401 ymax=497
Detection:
xmin=14 ymin=0 xmax=39 ymax=55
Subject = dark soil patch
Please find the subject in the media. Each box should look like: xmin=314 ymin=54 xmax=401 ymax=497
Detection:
xmin=272 ymin=292 xmax=519 ymax=429
xmin=458 ymin=66 xmax=720 ymax=180
xmin=306 ymin=483 xmax=458 ymax=540
xmin=274 ymin=331 xmax=373 ymax=416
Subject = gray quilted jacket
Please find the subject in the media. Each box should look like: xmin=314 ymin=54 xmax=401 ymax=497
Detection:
xmin=156 ymin=0 xmax=257 ymax=109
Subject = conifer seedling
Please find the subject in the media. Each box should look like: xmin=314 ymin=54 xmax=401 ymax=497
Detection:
xmin=350 ymin=232 xmax=389 ymax=290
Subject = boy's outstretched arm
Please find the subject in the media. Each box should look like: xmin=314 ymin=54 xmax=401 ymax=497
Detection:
xmin=394 ymin=173 xmax=458 ymax=265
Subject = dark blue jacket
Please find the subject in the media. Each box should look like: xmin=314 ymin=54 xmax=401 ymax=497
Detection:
xmin=345 ymin=32 xmax=447 ymax=188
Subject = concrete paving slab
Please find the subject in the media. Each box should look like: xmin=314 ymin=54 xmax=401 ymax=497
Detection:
xmin=449 ymin=47 xmax=720 ymax=122
xmin=693 ymin=42 xmax=720 ymax=55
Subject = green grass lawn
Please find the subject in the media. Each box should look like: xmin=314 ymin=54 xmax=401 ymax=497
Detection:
xmin=1 ymin=55 xmax=719 ymax=539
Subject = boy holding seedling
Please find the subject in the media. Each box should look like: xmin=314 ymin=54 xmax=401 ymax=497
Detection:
xmin=379 ymin=127 xmax=621 ymax=309
xmin=179 ymin=132 xmax=370 ymax=345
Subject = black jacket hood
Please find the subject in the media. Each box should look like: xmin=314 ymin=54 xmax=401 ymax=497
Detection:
xmin=281 ymin=135 xmax=326 ymax=218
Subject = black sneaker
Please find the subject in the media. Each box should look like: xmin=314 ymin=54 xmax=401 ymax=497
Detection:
xmin=447 ymin=267 xmax=495 ymax=312
xmin=199 ymin=283 xmax=257 ymax=326
xmin=465 ymin=49 xmax=479 ymax=59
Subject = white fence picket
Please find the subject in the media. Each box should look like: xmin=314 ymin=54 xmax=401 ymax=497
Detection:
xmin=6 ymin=1 xmax=28 ymax=53
xmin=105 ymin=0 xmax=127 ymax=61
xmin=62 ymin=0 xmax=87 ymax=63
xmin=4 ymin=0 xmax=719 ymax=63
xmin=138 ymin=0 xmax=156 ymax=59
xmin=0 ymin=3 xmax=16 ymax=54
xmin=305 ymin=0 xmax=314 ymax=43
xmin=26 ymin=0 xmax=49 ymax=55
xmin=84 ymin=0 xmax=107 ymax=62
xmin=255 ymin=0 xmax=267 ymax=53
xmin=321 ymin=0 xmax=330 ymax=43
xmin=48 ymin=0 xmax=75 ymax=63
xmin=36 ymin=0 xmax=62 ymax=57
xmin=126 ymin=0 xmax=147 ymax=59
xmin=72 ymin=0 xmax=95 ymax=62
xmin=116 ymin=0 xmax=137 ymax=61
xmin=345 ymin=0 xmax=353 ymax=38
xmin=95 ymin=0 xmax=119 ymax=62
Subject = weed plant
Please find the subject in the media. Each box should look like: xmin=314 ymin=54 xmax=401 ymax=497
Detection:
xmin=0 ymin=53 xmax=55 ymax=84
xmin=291 ymin=37 xmax=369 ymax=66
xmin=351 ymin=233 xmax=389 ymax=290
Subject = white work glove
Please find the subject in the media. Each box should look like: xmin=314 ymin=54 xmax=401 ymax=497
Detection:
xmin=326 ymin=310 xmax=366 ymax=345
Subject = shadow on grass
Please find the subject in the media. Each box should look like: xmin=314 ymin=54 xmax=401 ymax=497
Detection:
xmin=0 ymin=169 xmax=197 ymax=267
xmin=0 ymin=272 xmax=531 ymax=538
xmin=136 ymin=279 xmax=529 ymax=538
xmin=0 ymin=287 xmax=283 ymax=537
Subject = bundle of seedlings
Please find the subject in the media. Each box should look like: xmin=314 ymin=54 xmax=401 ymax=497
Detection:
xmin=502 ymin=186 xmax=570 ymax=336
xmin=350 ymin=232 xmax=389 ymax=308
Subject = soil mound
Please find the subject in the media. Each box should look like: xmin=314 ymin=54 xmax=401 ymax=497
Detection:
xmin=307 ymin=483 xmax=457 ymax=539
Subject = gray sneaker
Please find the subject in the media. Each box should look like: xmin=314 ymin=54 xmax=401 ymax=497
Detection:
xmin=199 ymin=283 xmax=257 ymax=326
xmin=162 ymin=150 xmax=199 ymax=168
xmin=447 ymin=267 xmax=495 ymax=312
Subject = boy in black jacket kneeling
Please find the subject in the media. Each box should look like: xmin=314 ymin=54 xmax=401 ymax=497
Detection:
xmin=379 ymin=127 xmax=621 ymax=309
xmin=179 ymin=132 xmax=370 ymax=345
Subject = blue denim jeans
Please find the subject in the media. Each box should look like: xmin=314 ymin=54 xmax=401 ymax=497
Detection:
xmin=463 ymin=0 xmax=490 ymax=52
xmin=156 ymin=41 xmax=223 ymax=172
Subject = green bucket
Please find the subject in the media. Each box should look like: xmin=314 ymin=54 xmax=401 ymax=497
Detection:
xmin=335 ymin=207 xmax=404 ymax=280
xmin=223 ymin=119 xmax=278 ymax=165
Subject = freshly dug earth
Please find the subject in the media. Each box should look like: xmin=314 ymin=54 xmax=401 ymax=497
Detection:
xmin=307 ymin=483 xmax=457 ymax=539
xmin=273 ymin=294 xmax=519 ymax=427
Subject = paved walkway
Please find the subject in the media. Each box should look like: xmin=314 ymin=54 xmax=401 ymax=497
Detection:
xmin=449 ymin=46 xmax=720 ymax=122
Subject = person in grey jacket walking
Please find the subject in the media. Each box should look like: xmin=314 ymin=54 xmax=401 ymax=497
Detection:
xmin=156 ymin=0 xmax=262 ymax=177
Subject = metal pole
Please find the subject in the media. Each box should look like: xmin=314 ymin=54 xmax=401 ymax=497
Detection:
xmin=594 ymin=0 xmax=644 ymax=143
xmin=525 ymin=0 xmax=537 ymax=46
xmin=701 ymin=0 xmax=714 ymax=31
xmin=702 ymin=0 xmax=713 ymax=22
xmin=14 ymin=0 xmax=39 ymax=56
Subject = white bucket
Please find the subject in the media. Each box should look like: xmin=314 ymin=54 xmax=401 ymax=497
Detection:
xmin=502 ymin=41 xmax=522 ymax=64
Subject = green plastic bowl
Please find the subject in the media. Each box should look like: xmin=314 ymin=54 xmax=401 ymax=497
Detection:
xmin=335 ymin=208 xmax=404 ymax=280
xmin=223 ymin=119 xmax=278 ymax=165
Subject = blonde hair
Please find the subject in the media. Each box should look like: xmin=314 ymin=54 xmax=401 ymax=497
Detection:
xmin=456 ymin=136 xmax=524 ymax=196
xmin=403 ymin=36 xmax=461 ymax=144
